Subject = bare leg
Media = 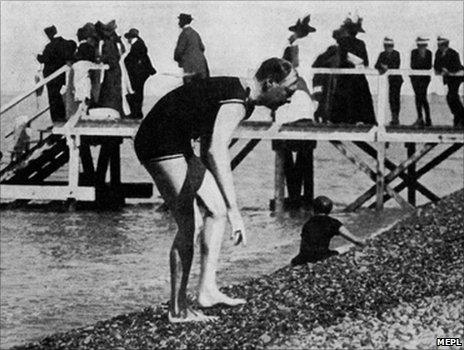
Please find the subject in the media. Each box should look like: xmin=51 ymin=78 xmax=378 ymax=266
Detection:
xmin=144 ymin=157 xmax=216 ymax=322
xmin=196 ymin=171 xmax=246 ymax=307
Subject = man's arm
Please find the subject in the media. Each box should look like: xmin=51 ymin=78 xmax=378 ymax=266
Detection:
xmin=338 ymin=226 xmax=366 ymax=246
xmin=392 ymin=51 xmax=400 ymax=69
xmin=374 ymin=52 xmax=383 ymax=70
xmin=207 ymin=103 xmax=247 ymax=244
xmin=174 ymin=31 xmax=187 ymax=64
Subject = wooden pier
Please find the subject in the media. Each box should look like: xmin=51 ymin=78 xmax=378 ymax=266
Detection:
xmin=1 ymin=66 xmax=463 ymax=212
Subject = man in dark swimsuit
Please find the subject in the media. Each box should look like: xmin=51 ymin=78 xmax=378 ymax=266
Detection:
xmin=134 ymin=58 xmax=299 ymax=322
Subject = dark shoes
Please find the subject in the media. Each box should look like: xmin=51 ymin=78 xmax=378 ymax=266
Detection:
xmin=412 ymin=118 xmax=432 ymax=128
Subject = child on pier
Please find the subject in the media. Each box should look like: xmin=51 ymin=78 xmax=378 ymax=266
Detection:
xmin=291 ymin=196 xmax=366 ymax=265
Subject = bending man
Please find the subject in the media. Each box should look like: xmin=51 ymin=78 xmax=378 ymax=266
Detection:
xmin=134 ymin=58 xmax=299 ymax=322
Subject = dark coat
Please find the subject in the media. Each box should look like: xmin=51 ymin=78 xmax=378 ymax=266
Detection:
xmin=338 ymin=36 xmax=369 ymax=67
xmin=124 ymin=38 xmax=156 ymax=86
xmin=375 ymin=50 xmax=403 ymax=85
xmin=336 ymin=36 xmax=376 ymax=125
xmin=98 ymin=37 xmax=123 ymax=114
xmin=410 ymin=49 xmax=432 ymax=89
xmin=434 ymin=47 xmax=464 ymax=85
xmin=174 ymin=26 xmax=209 ymax=78
xmin=75 ymin=42 xmax=96 ymax=62
xmin=37 ymin=36 xmax=76 ymax=84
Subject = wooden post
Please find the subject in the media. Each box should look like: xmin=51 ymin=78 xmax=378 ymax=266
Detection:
xmin=274 ymin=145 xmax=286 ymax=215
xmin=109 ymin=138 xmax=124 ymax=207
xmin=375 ymin=142 xmax=386 ymax=211
xmin=302 ymin=142 xmax=316 ymax=205
xmin=376 ymin=74 xmax=388 ymax=130
xmin=406 ymin=143 xmax=416 ymax=206
xmin=66 ymin=134 xmax=80 ymax=210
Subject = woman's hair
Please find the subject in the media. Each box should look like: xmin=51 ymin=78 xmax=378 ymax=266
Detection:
xmin=255 ymin=58 xmax=293 ymax=84
xmin=313 ymin=196 xmax=333 ymax=214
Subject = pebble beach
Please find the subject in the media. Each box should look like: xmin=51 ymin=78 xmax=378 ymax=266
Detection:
xmin=11 ymin=189 xmax=463 ymax=350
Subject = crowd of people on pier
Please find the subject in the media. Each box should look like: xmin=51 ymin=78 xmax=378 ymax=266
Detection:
xmin=35 ymin=12 xmax=464 ymax=128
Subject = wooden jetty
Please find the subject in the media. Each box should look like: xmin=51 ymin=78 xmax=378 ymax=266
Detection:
xmin=1 ymin=65 xmax=463 ymax=212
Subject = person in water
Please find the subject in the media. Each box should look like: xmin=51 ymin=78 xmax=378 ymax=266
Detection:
xmin=134 ymin=58 xmax=300 ymax=322
xmin=291 ymin=196 xmax=366 ymax=266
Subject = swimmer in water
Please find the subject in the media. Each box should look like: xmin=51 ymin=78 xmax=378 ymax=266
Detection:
xmin=134 ymin=57 xmax=300 ymax=323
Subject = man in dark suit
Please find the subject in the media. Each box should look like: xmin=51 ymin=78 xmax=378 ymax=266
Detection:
xmin=123 ymin=28 xmax=156 ymax=119
xmin=174 ymin=13 xmax=209 ymax=84
xmin=375 ymin=37 xmax=403 ymax=125
xmin=434 ymin=36 xmax=464 ymax=128
xmin=410 ymin=37 xmax=433 ymax=127
xmin=37 ymin=25 xmax=76 ymax=122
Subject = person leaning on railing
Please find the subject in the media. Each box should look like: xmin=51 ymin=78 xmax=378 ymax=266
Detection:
xmin=434 ymin=36 xmax=464 ymax=129
xmin=375 ymin=37 xmax=403 ymax=126
xmin=36 ymin=25 xmax=77 ymax=123
xmin=410 ymin=36 xmax=432 ymax=127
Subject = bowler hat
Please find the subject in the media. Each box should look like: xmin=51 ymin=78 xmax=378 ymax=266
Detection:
xmin=178 ymin=13 xmax=193 ymax=23
xmin=416 ymin=36 xmax=429 ymax=45
xmin=383 ymin=36 xmax=394 ymax=45
xmin=44 ymin=25 xmax=57 ymax=38
xmin=124 ymin=28 xmax=139 ymax=39
xmin=437 ymin=35 xmax=449 ymax=45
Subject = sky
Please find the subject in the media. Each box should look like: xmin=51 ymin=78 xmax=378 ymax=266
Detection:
xmin=1 ymin=1 xmax=463 ymax=95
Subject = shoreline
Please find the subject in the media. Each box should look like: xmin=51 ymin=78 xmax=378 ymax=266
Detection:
xmin=11 ymin=190 xmax=463 ymax=349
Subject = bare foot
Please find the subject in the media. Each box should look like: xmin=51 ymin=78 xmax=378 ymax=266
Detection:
xmin=198 ymin=290 xmax=246 ymax=308
xmin=168 ymin=308 xmax=218 ymax=323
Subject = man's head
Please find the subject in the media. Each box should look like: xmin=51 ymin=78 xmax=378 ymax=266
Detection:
xmin=437 ymin=36 xmax=449 ymax=53
xmin=253 ymin=58 xmax=299 ymax=110
xmin=124 ymin=28 xmax=139 ymax=44
xmin=383 ymin=37 xmax=394 ymax=53
xmin=178 ymin=13 xmax=193 ymax=28
xmin=416 ymin=36 xmax=429 ymax=50
xmin=313 ymin=196 xmax=333 ymax=215
xmin=44 ymin=25 xmax=57 ymax=40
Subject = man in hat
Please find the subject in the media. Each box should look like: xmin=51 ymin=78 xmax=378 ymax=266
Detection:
xmin=37 ymin=25 xmax=77 ymax=122
xmin=124 ymin=28 xmax=157 ymax=119
xmin=375 ymin=37 xmax=403 ymax=125
xmin=434 ymin=36 xmax=464 ymax=128
xmin=174 ymin=13 xmax=209 ymax=84
xmin=410 ymin=36 xmax=432 ymax=127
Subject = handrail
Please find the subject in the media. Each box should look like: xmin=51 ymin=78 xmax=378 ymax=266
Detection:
xmin=4 ymin=106 xmax=50 ymax=139
xmin=0 ymin=65 xmax=70 ymax=116
xmin=309 ymin=67 xmax=464 ymax=77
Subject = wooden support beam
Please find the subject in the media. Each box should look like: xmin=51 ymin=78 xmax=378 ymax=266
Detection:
xmin=302 ymin=142 xmax=316 ymax=203
xmin=231 ymin=139 xmax=261 ymax=170
xmin=330 ymin=141 xmax=412 ymax=211
xmin=371 ymin=143 xmax=463 ymax=207
xmin=376 ymin=142 xmax=386 ymax=211
xmin=406 ymin=143 xmax=416 ymax=206
xmin=346 ymin=143 xmax=436 ymax=211
xmin=353 ymin=141 xmax=439 ymax=202
xmin=274 ymin=146 xmax=286 ymax=215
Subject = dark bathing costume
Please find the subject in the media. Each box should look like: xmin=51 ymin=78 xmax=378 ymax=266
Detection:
xmin=134 ymin=77 xmax=254 ymax=210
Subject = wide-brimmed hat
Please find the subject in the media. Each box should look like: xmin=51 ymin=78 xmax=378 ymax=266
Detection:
xmin=44 ymin=25 xmax=57 ymax=38
xmin=124 ymin=28 xmax=139 ymax=39
xmin=288 ymin=14 xmax=316 ymax=39
xmin=178 ymin=13 xmax=193 ymax=23
xmin=416 ymin=36 xmax=429 ymax=45
xmin=81 ymin=22 xmax=98 ymax=39
xmin=437 ymin=35 xmax=449 ymax=45
xmin=343 ymin=12 xmax=365 ymax=33
xmin=95 ymin=20 xmax=117 ymax=38
xmin=383 ymin=36 xmax=394 ymax=45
